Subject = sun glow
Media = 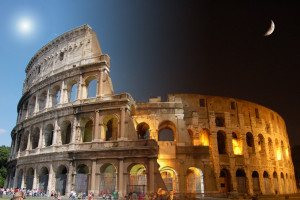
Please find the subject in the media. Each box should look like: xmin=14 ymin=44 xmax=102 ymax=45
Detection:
xmin=18 ymin=18 xmax=33 ymax=34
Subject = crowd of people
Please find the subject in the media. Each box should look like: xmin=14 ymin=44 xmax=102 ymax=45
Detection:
xmin=0 ymin=187 xmax=176 ymax=200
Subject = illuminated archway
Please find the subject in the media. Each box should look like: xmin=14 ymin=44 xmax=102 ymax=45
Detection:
xmin=160 ymin=167 xmax=178 ymax=192
xmin=199 ymin=129 xmax=210 ymax=146
xmin=103 ymin=115 xmax=119 ymax=141
xmin=136 ymin=122 xmax=150 ymax=139
xmin=186 ymin=167 xmax=204 ymax=193
xmin=158 ymin=121 xmax=176 ymax=141
xmin=232 ymin=132 xmax=243 ymax=155
xmin=80 ymin=118 xmax=93 ymax=142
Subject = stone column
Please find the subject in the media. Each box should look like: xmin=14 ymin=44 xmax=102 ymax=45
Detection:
xmin=53 ymin=119 xmax=59 ymax=146
xmin=100 ymin=123 xmax=105 ymax=142
xmin=48 ymin=163 xmax=54 ymax=194
xmin=13 ymin=169 xmax=18 ymax=189
xmin=94 ymin=111 xmax=100 ymax=142
xmin=148 ymin=159 xmax=155 ymax=194
xmin=35 ymin=95 xmax=39 ymax=113
xmin=33 ymin=168 xmax=37 ymax=190
xmin=59 ymin=81 xmax=65 ymax=104
xmin=77 ymin=75 xmax=83 ymax=100
xmin=66 ymin=162 xmax=73 ymax=196
xmin=21 ymin=171 xmax=25 ymax=189
xmin=98 ymin=70 xmax=104 ymax=96
xmin=118 ymin=159 xmax=124 ymax=197
xmin=26 ymin=132 xmax=31 ymax=154
xmin=38 ymin=126 xmax=44 ymax=149
xmin=90 ymin=160 xmax=97 ymax=193
xmin=71 ymin=117 xmax=78 ymax=144
xmin=119 ymin=108 xmax=125 ymax=140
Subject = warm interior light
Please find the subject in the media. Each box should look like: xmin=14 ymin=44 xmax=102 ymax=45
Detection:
xmin=232 ymin=138 xmax=242 ymax=155
xmin=277 ymin=149 xmax=282 ymax=160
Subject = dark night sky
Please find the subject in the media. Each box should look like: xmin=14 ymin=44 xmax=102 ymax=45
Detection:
xmin=102 ymin=1 xmax=300 ymax=147
xmin=0 ymin=1 xmax=299 ymax=147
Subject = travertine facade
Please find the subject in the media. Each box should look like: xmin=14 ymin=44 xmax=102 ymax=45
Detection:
xmin=6 ymin=25 xmax=297 ymax=197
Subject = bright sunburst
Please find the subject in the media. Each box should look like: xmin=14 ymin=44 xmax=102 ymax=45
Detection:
xmin=18 ymin=18 xmax=33 ymax=34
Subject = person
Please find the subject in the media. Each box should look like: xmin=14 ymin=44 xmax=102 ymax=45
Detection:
xmin=72 ymin=191 xmax=76 ymax=200
xmin=13 ymin=191 xmax=26 ymax=200
xmin=169 ymin=190 xmax=175 ymax=200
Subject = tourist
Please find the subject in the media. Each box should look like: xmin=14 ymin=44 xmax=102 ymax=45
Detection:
xmin=169 ymin=190 xmax=175 ymax=200
xmin=12 ymin=191 xmax=26 ymax=200
xmin=72 ymin=191 xmax=76 ymax=200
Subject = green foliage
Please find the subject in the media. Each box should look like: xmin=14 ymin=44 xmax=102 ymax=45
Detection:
xmin=0 ymin=145 xmax=10 ymax=187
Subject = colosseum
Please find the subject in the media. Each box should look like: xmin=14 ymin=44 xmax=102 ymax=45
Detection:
xmin=5 ymin=24 xmax=297 ymax=197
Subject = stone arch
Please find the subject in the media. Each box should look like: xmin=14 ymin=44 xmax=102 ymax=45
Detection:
xmin=273 ymin=171 xmax=279 ymax=194
xmin=236 ymin=169 xmax=247 ymax=194
xmin=99 ymin=163 xmax=117 ymax=194
xmin=76 ymin=164 xmax=89 ymax=194
xmin=83 ymin=76 xmax=97 ymax=98
xmin=187 ymin=128 xmax=197 ymax=145
xmin=55 ymin=165 xmax=68 ymax=195
xmin=80 ymin=117 xmax=93 ymax=142
xmin=17 ymin=169 xmax=23 ymax=189
xmin=128 ymin=163 xmax=147 ymax=194
xmin=26 ymin=167 xmax=34 ymax=190
xmin=31 ymin=127 xmax=40 ymax=149
xmin=39 ymin=167 xmax=49 ymax=192
xmin=200 ymin=128 xmax=210 ymax=146
xmin=103 ymin=115 xmax=119 ymax=141
xmin=268 ymin=138 xmax=274 ymax=159
xmin=275 ymin=139 xmax=281 ymax=160
xmin=44 ymin=124 xmax=54 ymax=147
xmin=160 ymin=166 xmax=179 ymax=193
xmin=220 ymin=168 xmax=231 ymax=193
xmin=263 ymin=171 xmax=271 ymax=194
xmin=246 ymin=132 xmax=255 ymax=154
xmin=67 ymin=80 xmax=77 ymax=102
xmin=61 ymin=120 xmax=72 ymax=145
xmin=217 ymin=130 xmax=227 ymax=154
xmin=281 ymin=172 xmax=285 ymax=194
xmin=232 ymin=131 xmax=243 ymax=155
xmin=20 ymin=131 xmax=29 ymax=151
xmin=136 ymin=122 xmax=150 ymax=140
xmin=158 ymin=120 xmax=176 ymax=141
xmin=38 ymin=90 xmax=47 ymax=110
xmin=252 ymin=171 xmax=261 ymax=194
xmin=52 ymin=85 xmax=61 ymax=105
xmin=258 ymin=134 xmax=265 ymax=153
xmin=186 ymin=167 xmax=204 ymax=194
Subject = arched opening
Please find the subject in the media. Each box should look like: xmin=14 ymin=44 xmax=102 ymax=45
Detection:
xmin=29 ymin=96 xmax=36 ymax=114
xmin=232 ymin=132 xmax=243 ymax=155
xmin=188 ymin=129 xmax=198 ymax=145
xmin=44 ymin=124 xmax=54 ymax=147
xmin=268 ymin=138 xmax=274 ymax=159
xmin=68 ymin=81 xmax=77 ymax=102
xmin=219 ymin=168 xmax=231 ymax=193
xmin=129 ymin=164 xmax=147 ymax=194
xmin=217 ymin=131 xmax=226 ymax=154
xmin=236 ymin=169 xmax=247 ymax=194
xmin=281 ymin=172 xmax=285 ymax=194
xmin=80 ymin=118 xmax=93 ymax=142
xmin=85 ymin=77 xmax=97 ymax=98
xmin=56 ymin=165 xmax=68 ymax=196
xmin=17 ymin=170 xmax=23 ymax=189
xmin=103 ymin=115 xmax=118 ymax=141
xmin=20 ymin=132 xmax=28 ymax=152
xmin=136 ymin=122 xmax=150 ymax=139
xmin=186 ymin=167 xmax=204 ymax=194
xmin=31 ymin=127 xmax=40 ymax=149
xmin=76 ymin=164 xmax=89 ymax=194
xmin=273 ymin=172 xmax=279 ymax=194
xmin=99 ymin=164 xmax=117 ymax=194
xmin=258 ymin=134 xmax=265 ymax=153
xmin=263 ymin=171 xmax=271 ymax=194
xmin=158 ymin=121 xmax=176 ymax=141
xmin=252 ymin=171 xmax=261 ymax=194
xmin=160 ymin=167 xmax=178 ymax=192
xmin=199 ymin=129 xmax=210 ymax=146
xmin=286 ymin=174 xmax=290 ymax=193
xmin=39 ymin=167 xmax=49 ymax=192
xmin=52 ymin=85 xmax=61 ymax=105
xmin=39 ymin=91 xmax=47 ymax=110
xmin=26 ymin=168 xmax=34 ymax=190
xmin=61 ymin=121 xmax=72 ymax=145
xmin=246 ymin=132 xmax=255 ymax=154
xmin=281 ymin=141 xmax=285 ymax=160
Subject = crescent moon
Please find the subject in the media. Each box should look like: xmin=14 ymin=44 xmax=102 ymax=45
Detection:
xmin=264 ymin=20 xmax=275 ymax=36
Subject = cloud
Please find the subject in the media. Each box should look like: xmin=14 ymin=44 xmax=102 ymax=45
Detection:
xmin=0 ymin=129 xmax=7 ymax=134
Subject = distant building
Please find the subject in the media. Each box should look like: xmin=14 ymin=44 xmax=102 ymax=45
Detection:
xmin=6 ymin=25 xmax=297 ymax=197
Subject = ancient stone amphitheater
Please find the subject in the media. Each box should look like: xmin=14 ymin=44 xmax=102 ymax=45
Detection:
xmin=6 ymin=25 xmax=297 ymax=197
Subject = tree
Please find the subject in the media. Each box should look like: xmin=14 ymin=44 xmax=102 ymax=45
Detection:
xmin=0 ymin=146 xmax=10 ymax=187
